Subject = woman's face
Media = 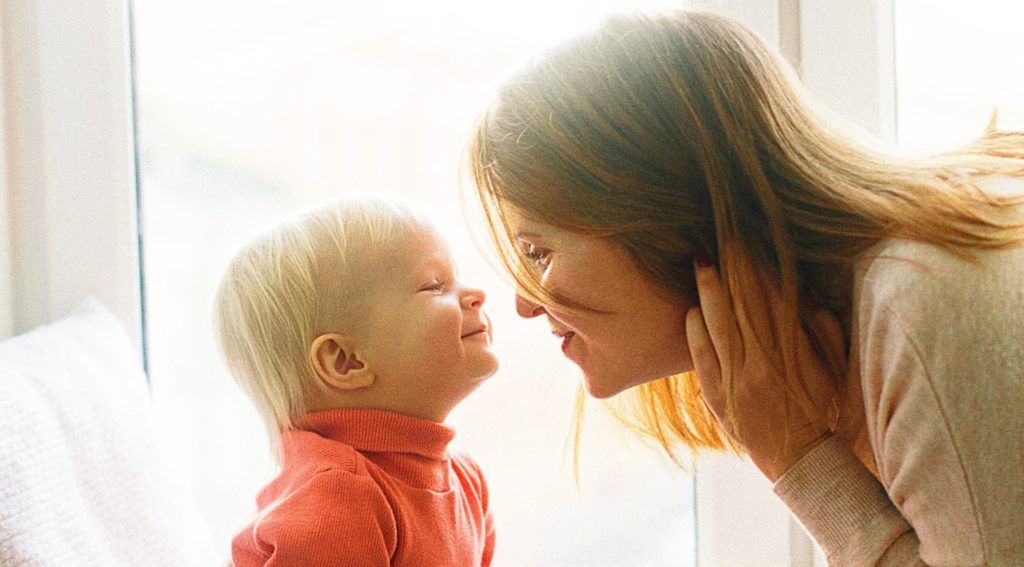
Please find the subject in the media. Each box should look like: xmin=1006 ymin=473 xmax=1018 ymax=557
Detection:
xmin=505 ymin=209 xmax=695 ymax=398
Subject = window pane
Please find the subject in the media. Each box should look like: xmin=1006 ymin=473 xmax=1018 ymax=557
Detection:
xmin=895 ymin=1 xmax=1024 ymax=150
xmin=133 ymin=2 xmax=695 ymax=565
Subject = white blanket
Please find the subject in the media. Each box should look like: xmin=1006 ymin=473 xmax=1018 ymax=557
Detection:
xmin=0 ymin=299 xmax=215 ymax=566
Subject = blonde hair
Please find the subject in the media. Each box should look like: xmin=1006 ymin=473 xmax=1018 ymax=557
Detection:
xmin=466 ymin=10 xmax=1024 ymax=464
xmin=214 ymin=195 xmax=435 ymax=458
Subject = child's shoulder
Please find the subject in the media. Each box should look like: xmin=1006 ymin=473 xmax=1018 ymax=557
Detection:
xmin=258 ymin=430 xmax=384 ymax=508
xmin=282 ymin=428 xmax=373 ymax=477
xmin=249 ymin=457 xmax=398 ymax=558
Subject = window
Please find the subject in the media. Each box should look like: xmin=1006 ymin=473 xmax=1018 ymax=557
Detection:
xmin=133 ymin=2 xmax=695 ymax=564
xmin=895 ymin=0 xmax=1024 ymax=150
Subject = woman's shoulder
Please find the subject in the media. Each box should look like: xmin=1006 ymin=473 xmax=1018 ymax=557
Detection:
xmin=852 ymin=232 xmax=1024 ymax=338
xmin=857 ymin=239 xmax=1007 ymax=298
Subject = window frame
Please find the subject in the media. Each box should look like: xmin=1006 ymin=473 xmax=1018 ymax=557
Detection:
xmin=0 ymin=1 xmax=142 ymax=347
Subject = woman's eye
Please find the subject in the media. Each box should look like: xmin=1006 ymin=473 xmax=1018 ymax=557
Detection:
xmin=523 ymin=245 xmax=550 ymax=268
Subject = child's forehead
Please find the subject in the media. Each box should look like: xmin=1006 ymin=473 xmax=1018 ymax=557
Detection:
xmin=372 ymin=226 xmax=455 ymax=272
xmin=391 ymin=224 xmax=448 ymax=252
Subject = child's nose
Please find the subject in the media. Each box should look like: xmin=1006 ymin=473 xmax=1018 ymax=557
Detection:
xmin=461 ymin=287 xmax=486 ymax=310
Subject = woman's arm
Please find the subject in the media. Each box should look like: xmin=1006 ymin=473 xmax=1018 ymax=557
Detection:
xmin=699 ymin=240 xmax=1024 ymax=565
xmin=795 ymin=239 xmax=1024 ymax=565
xmin=687 ymin=243 xmax=1024 ymax=565
xmin=774 ymin=434 xmax=924 ymax=564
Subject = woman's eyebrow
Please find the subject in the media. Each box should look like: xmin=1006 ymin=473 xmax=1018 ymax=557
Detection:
xmin=515 ymin=231 xmax=542 ymax=240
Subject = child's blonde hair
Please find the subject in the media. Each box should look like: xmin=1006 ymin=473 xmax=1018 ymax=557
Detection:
xmin=214 ymin=195 xmax=435 ymax=457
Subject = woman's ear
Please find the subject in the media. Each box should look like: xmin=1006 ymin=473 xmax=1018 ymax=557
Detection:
xmin=309 ymin=333 xmax=375 ymax=390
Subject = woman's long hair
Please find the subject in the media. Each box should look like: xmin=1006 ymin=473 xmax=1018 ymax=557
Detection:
xmin=465 ymin=10 xmax=1024 ymax=464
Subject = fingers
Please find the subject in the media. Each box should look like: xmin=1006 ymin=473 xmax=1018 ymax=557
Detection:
xmin=686 ymin=306 xmax=724 ymax=411
xmin=692 ymin=257 xmax=736 ymax=363
xmin=814 ymin=308 xmax=845 ymax=367
xmin=804 ymin=305 xmax=847 ymax=376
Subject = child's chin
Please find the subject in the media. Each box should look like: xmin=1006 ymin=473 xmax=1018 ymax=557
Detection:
xmin=474 ymin=362 xmax=500 ymax=381
xmin=471 ymin=354 xmax=500 ymax=380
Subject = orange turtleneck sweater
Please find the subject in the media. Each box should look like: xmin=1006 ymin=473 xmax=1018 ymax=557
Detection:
xmin=231 ymin=408 xmax=495 ymax=566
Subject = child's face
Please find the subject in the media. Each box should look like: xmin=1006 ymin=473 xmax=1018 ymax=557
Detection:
xmin=353 ymin=226 xmax=498 ymax=420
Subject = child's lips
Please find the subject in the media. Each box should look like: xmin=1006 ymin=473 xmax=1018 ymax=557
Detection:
xmin=461 ymin=326 xmax=488 ymax=339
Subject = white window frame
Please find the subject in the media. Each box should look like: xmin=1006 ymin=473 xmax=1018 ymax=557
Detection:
xmin=0 ymin=0 xmax=141 ymax=347
xmin=0 ymin=1 xmax=895 ymax=565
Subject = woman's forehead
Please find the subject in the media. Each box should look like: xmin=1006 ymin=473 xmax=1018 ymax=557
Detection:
xmin=505 ymin=207 xmax=609 ymax=246
xmin=502 ymin=205 xmax=553 ymax=237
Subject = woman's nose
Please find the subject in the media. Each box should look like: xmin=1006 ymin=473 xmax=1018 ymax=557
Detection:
xmin=461 ymin=286 xmax=486 ymax=310
xmin=515 ymin=293 xmax=545 ymax=318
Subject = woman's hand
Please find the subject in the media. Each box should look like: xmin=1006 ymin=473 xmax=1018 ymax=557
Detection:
xmin=685 ymin=257 xmax=846 ymax=482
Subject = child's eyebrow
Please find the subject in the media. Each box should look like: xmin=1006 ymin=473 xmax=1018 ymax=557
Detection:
xmin=413 ymin=257 xmax=456 ymax=278
xmin=415 ymin=257 xmax=445 ymax=270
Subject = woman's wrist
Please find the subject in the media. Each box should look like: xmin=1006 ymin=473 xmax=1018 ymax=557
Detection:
xmin=755 ymin=432 xmax=834 ymax=482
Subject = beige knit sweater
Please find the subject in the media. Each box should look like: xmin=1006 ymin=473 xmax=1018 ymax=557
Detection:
xmin=774 ymin=178 xmax=1024 ymax=566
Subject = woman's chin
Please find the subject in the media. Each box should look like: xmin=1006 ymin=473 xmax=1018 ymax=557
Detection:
xmin=581 ymin=375 xmax=630 ymax=399
xmin=583 ymin=371 xmax=666 ymax=399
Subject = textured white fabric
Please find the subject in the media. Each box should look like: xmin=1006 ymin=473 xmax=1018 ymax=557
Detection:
xmin=0 ymin=299 xmax=215 ymax=566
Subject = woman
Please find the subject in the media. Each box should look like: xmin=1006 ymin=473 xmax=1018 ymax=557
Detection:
xmin=465 ymin=10 xmax=1024 ymax=566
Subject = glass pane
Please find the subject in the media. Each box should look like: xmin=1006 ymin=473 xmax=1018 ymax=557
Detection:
xmin=895 ymin=1 xmax=1024 ymax=150
xmin=133 ymin=2 xmax=695 ymax=565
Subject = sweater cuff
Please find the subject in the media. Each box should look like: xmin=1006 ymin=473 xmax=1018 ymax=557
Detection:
xmin=774 ymin=436 xmax=910 ymax=563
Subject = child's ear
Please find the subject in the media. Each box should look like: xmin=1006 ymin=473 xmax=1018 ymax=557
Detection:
xmin=309 ymin=333 xmax=375 ymax=390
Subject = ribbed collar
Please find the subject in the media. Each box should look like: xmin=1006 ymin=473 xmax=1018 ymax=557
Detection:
xmin=295 ymin=408 xmax=456 ymax=461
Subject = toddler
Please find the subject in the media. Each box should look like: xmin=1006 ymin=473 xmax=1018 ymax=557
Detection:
xmin=215 ymin=196 xmax=498 ymax=566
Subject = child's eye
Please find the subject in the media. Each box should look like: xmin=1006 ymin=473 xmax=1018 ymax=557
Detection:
xmin=420 ymin=279 xmax=446 ymax=293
